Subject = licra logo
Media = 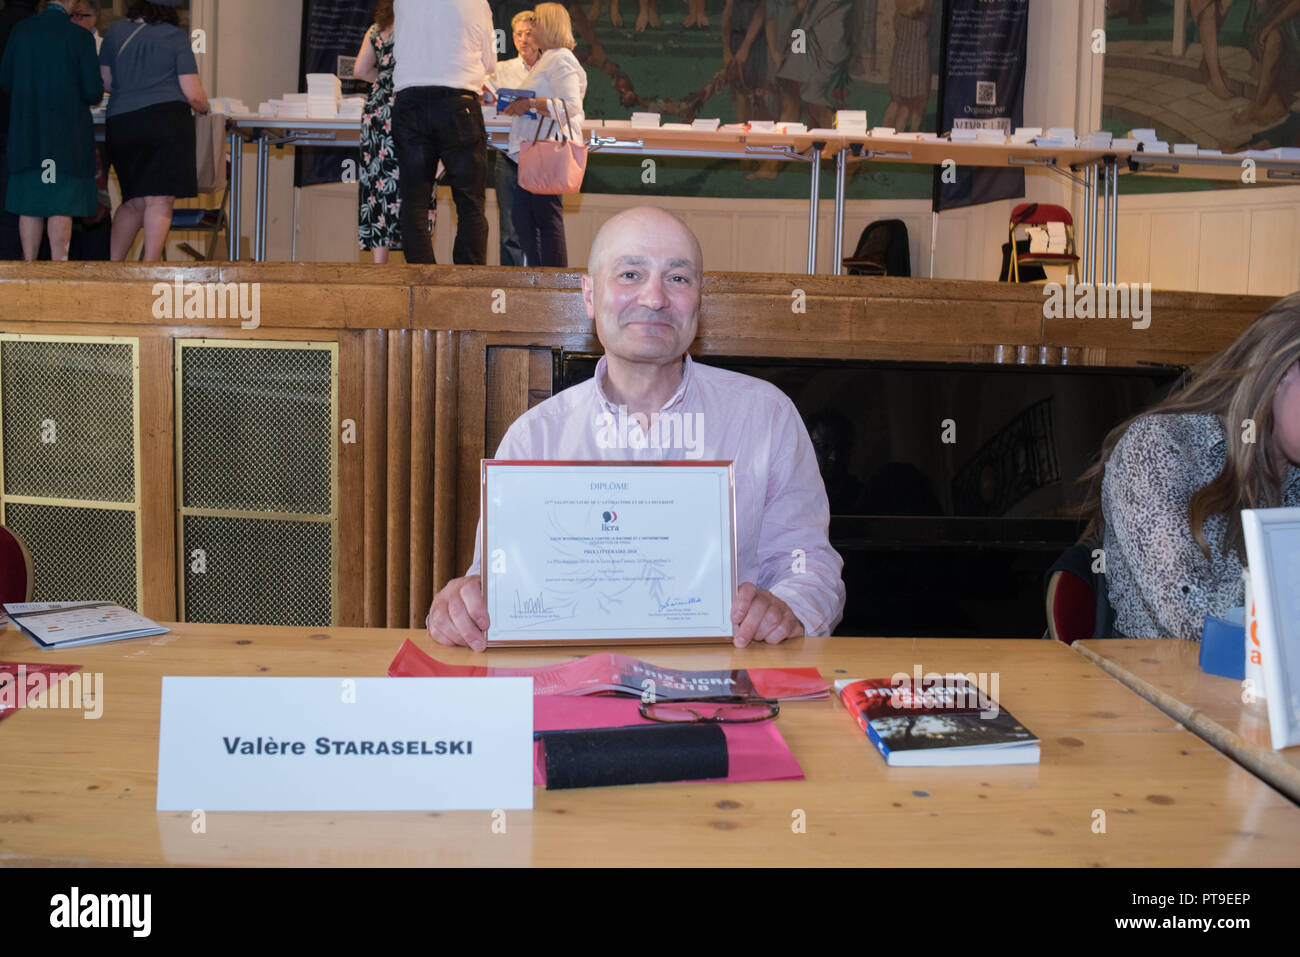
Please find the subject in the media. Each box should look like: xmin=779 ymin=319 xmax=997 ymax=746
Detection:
xmin=601 ymin=509 xmax=619 ymax=531
xmin=152 ymin=279 xmax=261 ymax=329
xmin=1042 ymin=276 xmax=1151 ymax=330
xmin=49 ymin=887 xmax=151 ymax=937
xmin=594 ymin=406 xmax=704 ymax=458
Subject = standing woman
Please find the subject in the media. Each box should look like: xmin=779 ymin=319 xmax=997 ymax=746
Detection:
xmin=100 ymin=0 xmax=208 ymax=262
xmin=502 ymin=2 xmax=585 ymax=268
xmin=354 ymin=0 xmax=401 ymax=263
xmin=0 ymin=0 xmax=103 ymax=260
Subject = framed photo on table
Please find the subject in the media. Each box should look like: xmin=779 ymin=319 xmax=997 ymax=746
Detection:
xmin=1242 ymin=507 xmax=1300 ymax=750
xmin=481 ymin=461 xmax=738 ymax=646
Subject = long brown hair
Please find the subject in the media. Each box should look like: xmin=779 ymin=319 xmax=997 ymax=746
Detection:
xmin=373 ymin=0 xmax=393 ymax=31
xmin=1079 ymin=291 xmax=1300 ymax=559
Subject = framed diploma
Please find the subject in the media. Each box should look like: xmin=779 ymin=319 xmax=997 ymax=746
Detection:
xmin=481 ymin=461 xmax=738 ymax=646
xmin=1242 ymin=507 xmax=1300 ymax=750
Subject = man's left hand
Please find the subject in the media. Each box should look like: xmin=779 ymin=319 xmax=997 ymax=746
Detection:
xmin=731 ymin=582 xmax=804 ymax=647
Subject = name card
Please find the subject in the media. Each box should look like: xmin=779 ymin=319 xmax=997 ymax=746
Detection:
xmin=156 ymin=677 xmax=533 ymax=811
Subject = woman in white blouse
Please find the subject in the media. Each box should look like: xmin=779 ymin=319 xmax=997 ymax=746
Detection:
xmin=499 ymin=2 xmax=586 ymax=267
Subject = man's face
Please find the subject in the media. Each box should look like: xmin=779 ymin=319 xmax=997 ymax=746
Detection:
xmin=582 ymin=215 xmax=702 ymax=368
xmin=70 ymin=3 xmax=97 ymax=31
xmin=514 ymin=21 xmax=538 ymax=60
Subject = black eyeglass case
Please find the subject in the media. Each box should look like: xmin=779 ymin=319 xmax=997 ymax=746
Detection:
xmin=539 ymin=724 xmax=730 ymax=789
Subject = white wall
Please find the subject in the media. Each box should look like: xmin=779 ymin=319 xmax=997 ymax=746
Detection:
xmin=228 ymin=0 xmax=1300 ymax=294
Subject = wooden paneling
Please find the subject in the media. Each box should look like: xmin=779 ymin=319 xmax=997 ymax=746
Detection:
xmin=0 ymin=263 xmax=1284 ymax=627
xmin=362 ymin=329 xmax=387 ymax=627
xmin=409 ymin=330 xmax=436 ymax=628
xmin=138 ymin=336 xmax=176 ymax=621
xmin=432 ymin=331 xmax=458 ymax=591
xmin=456 ymin=332 xmax=487 ymax=575
xmin=337 ymin=330 xmax=364 ymax=627
xmin=486 ymin=347 xmax=532 ymax=458
xmin=385 ymin=330 xmax=412 ymax=627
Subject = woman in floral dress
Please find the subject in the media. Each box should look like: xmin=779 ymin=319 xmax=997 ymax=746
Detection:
xmin=353 ymin=1 xmax=403 ymax=263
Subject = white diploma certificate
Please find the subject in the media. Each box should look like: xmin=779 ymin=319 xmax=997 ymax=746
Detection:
xmin=482 ymin=461 xmax=737 ymax=645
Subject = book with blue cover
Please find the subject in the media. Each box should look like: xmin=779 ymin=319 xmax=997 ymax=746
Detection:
xmin=494 ymin=88 xmax=539 ymax=118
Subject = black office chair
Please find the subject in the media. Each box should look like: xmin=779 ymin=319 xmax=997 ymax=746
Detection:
xmin=843 ymin=219 xmax=911 ymax=277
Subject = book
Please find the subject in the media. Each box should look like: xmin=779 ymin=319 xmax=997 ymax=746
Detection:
xmin=389 ymin=639 xmax=828 ymax=700
xmin=495 ymin=88 xmax=539 ymax=118
xmin=3 ymin=602 xmax=169 ymax=649
xmin=835 ymin=676 xmax=1040 ymax=766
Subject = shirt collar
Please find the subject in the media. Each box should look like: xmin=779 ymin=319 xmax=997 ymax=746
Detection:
xmin=594 ymin=353 xmax=693 ymax=414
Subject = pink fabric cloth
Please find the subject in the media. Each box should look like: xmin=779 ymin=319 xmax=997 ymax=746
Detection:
xmin=532 ymin=695 xmax=805 ymax=786
xmin=466 ymin=355 xmax=846 ymax=636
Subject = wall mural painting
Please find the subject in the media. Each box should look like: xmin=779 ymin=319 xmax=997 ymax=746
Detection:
xmin=1104 ymin=0 xmax=1300 ymax=192
xmin=489 ymin=1 xmax=941 ymax=198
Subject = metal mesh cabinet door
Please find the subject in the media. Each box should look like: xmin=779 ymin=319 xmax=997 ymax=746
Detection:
xmin=0 ymin=336 xmax=141 ymax=609
xmin=176 ymin=340 xmax=338 ymax=626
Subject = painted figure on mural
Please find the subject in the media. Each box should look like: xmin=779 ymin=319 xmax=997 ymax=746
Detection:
xmin=1104 ymin=0 xmax=1300 ymax=153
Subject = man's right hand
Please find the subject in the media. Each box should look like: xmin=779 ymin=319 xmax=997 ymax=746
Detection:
xmin=426 ymin=575 xmax=490 ymax=652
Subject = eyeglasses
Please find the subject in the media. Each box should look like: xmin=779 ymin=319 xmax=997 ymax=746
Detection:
xmin=639 ymin=696 xmax=780 ymax=724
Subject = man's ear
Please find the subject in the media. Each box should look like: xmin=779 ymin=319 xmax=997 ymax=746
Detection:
xmin=580 ymin=273 xmax=596 ymax=320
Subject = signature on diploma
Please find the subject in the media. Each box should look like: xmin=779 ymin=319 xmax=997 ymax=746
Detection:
xmin=513 ymin=590 xmax=553 ymax=617
xmin=658 ymin=596 xmax=702 ymax=613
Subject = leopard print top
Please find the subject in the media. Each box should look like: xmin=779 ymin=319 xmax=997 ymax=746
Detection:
xmin=1101 ymin=412 xmax=1300 ymax=640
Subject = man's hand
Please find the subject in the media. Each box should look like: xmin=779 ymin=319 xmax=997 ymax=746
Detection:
xmin=731 ymin=582 xmax=804 ymax=647
xmin=426 ymin=575 xmax=490 ymax=652
xmin=502 ymin=97 xmax=536 ymax=117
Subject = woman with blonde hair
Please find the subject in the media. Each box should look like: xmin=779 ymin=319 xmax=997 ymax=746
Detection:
xmin=1079 ymin=292 xmax=1300 ymax=640
xmin=500 ymin=1 xmax=586 ymax=267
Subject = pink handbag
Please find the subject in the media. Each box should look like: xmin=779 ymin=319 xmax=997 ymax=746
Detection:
xmin=517 ymin=99 xmax=587 ymax=195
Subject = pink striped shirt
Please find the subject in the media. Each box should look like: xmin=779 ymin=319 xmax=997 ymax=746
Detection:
xmin=467 ymin=355 xmax=846 ymax=636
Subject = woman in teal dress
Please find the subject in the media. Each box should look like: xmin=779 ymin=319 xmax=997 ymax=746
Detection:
xmin=0 ymin=1 xmax=102 ymax=260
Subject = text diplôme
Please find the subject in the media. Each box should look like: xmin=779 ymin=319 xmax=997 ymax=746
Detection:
xmin=222 ymin=736 xmax=473 ymax=756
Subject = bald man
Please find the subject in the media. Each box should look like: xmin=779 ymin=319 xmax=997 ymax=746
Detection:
xmin=426 ymin=206 xmax=846 ymax=650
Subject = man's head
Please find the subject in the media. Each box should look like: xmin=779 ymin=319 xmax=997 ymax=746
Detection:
xmin=582 ymin=207 xmax=704 ymax=370
xmin=511 ymin=10 xmax=538 ymax=63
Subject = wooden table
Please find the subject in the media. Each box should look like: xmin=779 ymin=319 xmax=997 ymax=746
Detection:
xmin=1076 ymin=638 xmax=1300 ymax=805
xmin=2 ymin=623 xmax=1298 ymax=867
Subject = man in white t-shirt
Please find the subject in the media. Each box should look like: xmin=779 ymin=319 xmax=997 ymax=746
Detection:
xmin=392 ymin=0 xmax=496 ymax=265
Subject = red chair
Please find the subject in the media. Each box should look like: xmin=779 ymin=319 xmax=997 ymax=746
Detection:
xmin=1008 ymin=203 xmax=1079 ymax=283
xmin=0 ymin=524 xmax=35 ymax=605
xmin=1045 ymin=568 xmax=1095 ymax=644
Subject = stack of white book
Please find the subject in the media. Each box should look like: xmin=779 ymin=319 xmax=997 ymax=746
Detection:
xmin=338 ymin=95 xmax=365 ymax=120
xmin=209 ymin=97 xmax=250 ymax=115
xmin=1081 ymin=130 xmax=1112 ymax=148
xmin=747 ymin=119 xmax=777 ymax=132
xmin=775 ymin=121 xmax=807 ymax=135
xmin=306 ymin=73 xmax=341 ymax=117
xmin=630 ymin=112 xmax=661 ymax=128
xmin=1129 ymin=128 xmax=1169 ymax=153
xmin=834 ymin=110 xmax=868 ymax=134
xmin=1011 ymin=127 xmax=1041 ymax=143
xmin=691 ymin=117 xmax=721 ymax=131
xmin=1026 ymin=221 xmax=1068 ymax=255
xmin=1173 ymin=142 xmax=1199 ymax=155
xmin=974 ymin=128 xmax=1005 ymax=144
xmin=1035 ymin=127 xmax=1077 ymax=147
xmin=949 ymin=128 xmax=979 ymax=143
